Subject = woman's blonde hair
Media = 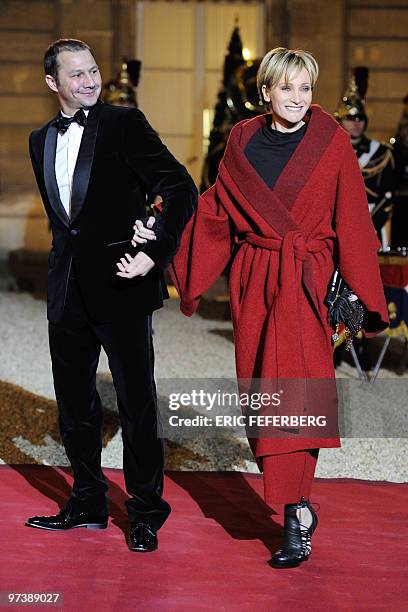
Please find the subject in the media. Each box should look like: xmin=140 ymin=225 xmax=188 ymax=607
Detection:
xmin=257 ymin=47 xmax=319 ymax=107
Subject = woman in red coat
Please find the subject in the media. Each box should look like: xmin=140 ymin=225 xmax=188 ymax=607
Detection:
xmin=129 ymin=48 xmax=388 ymax=568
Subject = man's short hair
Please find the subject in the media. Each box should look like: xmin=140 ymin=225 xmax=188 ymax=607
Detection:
xmin=44 ymin=39 xmax=94 ymax=81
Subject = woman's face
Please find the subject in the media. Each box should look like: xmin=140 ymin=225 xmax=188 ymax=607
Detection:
xmin=262 ymin=67 xmax=313 ymax=128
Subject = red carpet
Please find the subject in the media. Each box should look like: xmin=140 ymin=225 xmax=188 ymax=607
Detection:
xmin=0 ymin=465 xmax=406 ymax=611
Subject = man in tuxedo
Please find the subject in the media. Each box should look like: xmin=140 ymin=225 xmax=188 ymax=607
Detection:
xmin=26 ymin=38 xmax=197 ymax=552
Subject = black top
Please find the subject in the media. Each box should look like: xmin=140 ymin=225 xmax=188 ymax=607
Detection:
xmin=244 ymin=118 xmax=307 ymax=189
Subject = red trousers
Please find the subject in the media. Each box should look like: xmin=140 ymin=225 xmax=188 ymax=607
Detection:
xmin=263 ymin=449 xmax=319 ymax=505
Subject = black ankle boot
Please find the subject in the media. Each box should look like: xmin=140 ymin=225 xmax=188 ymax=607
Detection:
xmin=272 ymin=497 xmax=318 ymax=569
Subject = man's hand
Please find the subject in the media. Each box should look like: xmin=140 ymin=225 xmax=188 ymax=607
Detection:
xmin=131 ymin=216 xmax=156 ymax=247
xmin=116 ymin=251 xmax=155 ymax=279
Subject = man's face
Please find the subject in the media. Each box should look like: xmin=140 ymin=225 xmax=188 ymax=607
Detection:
xmin=341 ymin=118 xmax=365 ymax=139
xmin=45 ymin=49 xmax=102 ymax=114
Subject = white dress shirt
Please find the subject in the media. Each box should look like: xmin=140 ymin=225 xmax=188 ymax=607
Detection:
xmin=55 ymin=109 xmax=89 ymax=217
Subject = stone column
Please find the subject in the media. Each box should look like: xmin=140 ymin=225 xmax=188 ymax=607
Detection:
xmin=264 ymin=0 xmax=291 ymax=50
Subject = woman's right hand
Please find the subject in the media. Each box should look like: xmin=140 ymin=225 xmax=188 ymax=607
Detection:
xmin=131 ymin=216 xmax=157 ymax=247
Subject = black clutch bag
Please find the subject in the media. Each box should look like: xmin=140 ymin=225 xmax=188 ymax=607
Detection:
xmin=325 ymin=269 xmax=365 ymax=350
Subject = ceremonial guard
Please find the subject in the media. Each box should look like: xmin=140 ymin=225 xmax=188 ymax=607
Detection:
xmin=104 ymin=58 xmax=140 ymax=108
xmin=334 ymin=68 xmax=396 ymax=251
xmin=392 ymin=93 xmax=408 ymax=249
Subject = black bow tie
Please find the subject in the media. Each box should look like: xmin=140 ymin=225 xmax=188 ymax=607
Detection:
xmin=53 ymin=109 xmax=87 ymax=134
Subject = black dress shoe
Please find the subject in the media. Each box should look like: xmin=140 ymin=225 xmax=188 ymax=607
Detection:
xmin=272 ymin=497 xmax=318 ymax=569
xmin=128 ymin=522 xmax=157 ymax=552
xmin=25 ymin=503 xmax=108 ymax=531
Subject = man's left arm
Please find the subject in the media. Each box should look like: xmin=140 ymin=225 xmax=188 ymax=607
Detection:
xmin=122 ymin=109 xmax=198 ymax=272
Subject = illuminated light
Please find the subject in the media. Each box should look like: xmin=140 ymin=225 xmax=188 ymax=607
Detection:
xmin=242 ymin=48 xmax=251 ymax=61
xmin=202 ymin=108 xmax=214 ymax=155
xmin=167 ymin=285 xmax=179 ymax=299
xmin=202 ymin=109 xmax=212 ymax=140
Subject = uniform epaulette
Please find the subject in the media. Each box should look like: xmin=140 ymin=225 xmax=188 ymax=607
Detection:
xmin=382 ymin=140 xmax=394 ymax=151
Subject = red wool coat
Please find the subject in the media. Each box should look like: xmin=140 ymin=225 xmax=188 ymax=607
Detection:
xmin=170 ymin=105 xmax=389 ymax=459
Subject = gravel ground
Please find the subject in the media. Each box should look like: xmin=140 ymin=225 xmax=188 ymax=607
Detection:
xmin=0 ymin=290 xmax=407 ymax=481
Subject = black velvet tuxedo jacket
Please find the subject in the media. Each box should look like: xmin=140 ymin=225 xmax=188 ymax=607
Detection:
xmin=29 ymin=100 xmax=198 ymax=323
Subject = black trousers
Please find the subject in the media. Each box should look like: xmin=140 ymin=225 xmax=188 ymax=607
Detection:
xmin=48 ymin=272 xmax=171 ymax=530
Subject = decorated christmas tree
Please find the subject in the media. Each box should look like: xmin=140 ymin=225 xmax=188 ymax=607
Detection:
xmin=200 ymin=24 xmax=245 ymax=192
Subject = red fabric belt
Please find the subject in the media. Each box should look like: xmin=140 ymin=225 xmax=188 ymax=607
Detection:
xmin=238 ymin=230 xmax=331 ymax=379
xmin=242 ymin=231 xmax=328 ymax=258
xmin=241 ymin=230 xmax=330 ymax=312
